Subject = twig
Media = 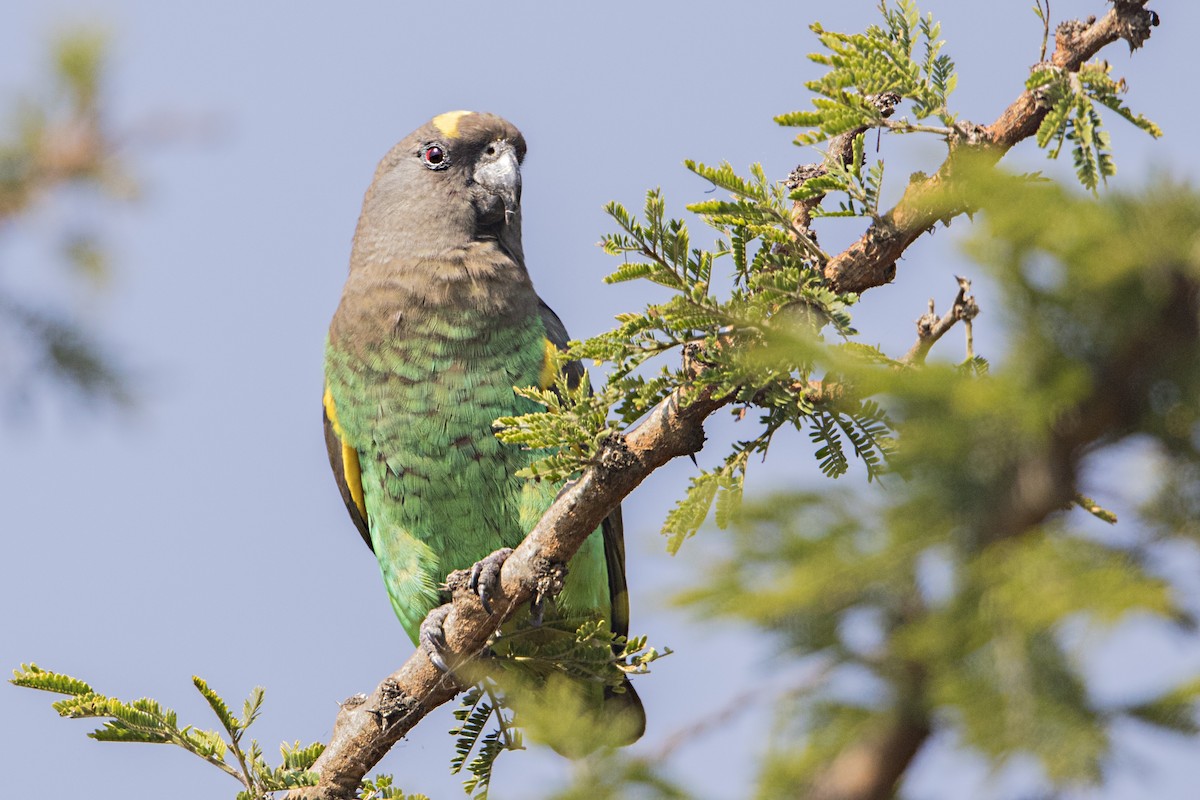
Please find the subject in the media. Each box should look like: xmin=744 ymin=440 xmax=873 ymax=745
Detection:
xmin=900 ymin=275 xmax=979 ymax=366
xmin=823 ymin=1 xmax=1159 ymax=294
xmin=787 ymin=92 xmax=901 ymax=240
xmin=1037 ymin=0 xmax=1052 ymax=63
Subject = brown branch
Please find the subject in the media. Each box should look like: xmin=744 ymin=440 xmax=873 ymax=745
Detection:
xmin=900 ymin=275 xmax=979 ymax=366
xmin=0 ymin=104 xmax=108 ymax=221
xmin=991 ymin=271 xmax=1197 ymax=543
xmin=295 ymin=385 xmax=733 ymax=798
xmin=799 ymin=651 xmax=930 ymax=800
xmin=823 ymin=0 xmax=1159 ymax=295
xmin=788 ymin=92 xmax=900 ymax=240
xmin=292 ymin=5 xmax=1164 ymax=796
xmin=805 ymin=716 xmax=931 ymax=800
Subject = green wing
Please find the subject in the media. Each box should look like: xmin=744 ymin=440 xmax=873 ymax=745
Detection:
xmin=537 ymin=299 xmax=630 ymax=640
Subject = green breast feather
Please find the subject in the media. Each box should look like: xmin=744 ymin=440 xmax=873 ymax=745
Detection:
xmin=324 ymin=307 xmax=608 ymax=643
xmin=322 ymin=110 xmax=642 ymax=750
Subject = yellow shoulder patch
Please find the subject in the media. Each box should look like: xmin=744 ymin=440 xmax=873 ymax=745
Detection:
xmin=323 ymin=386 xmax=367 ymax=520
xmin=432 ymin=110 xmax=472 ymax=139
xmin=539 ymin=338 xmax=560 ymax=389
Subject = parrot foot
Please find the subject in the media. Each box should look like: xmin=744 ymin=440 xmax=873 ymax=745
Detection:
xmin=467 ymin=547 xmax=514 ymax=615
xmin=422 ymin=547 xmax=513 ymax=673
xmin=418 ymin=604 xmax=453 ymax=673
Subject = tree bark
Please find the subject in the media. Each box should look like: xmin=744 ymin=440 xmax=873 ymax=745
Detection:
xmin=296 ymin=3 xmax=1162 ymax=796
xmin=824 ymin=1 xmax=1160 ymax=294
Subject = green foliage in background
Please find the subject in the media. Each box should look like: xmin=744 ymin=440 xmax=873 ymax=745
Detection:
xmin=0 ymin=29 xmax=134 ymax=410
xmin=447 ymin=621 xmax=667 ymax=798
xmin=503 ymin=1 xmax=1194 ymax=797
xmin=672 ymin=169 xmax=1200 ymax=796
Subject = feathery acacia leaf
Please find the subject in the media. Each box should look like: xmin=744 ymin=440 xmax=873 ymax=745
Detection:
xmin=11 ymin=664 xmax=93 ymax=696
xmin=1027 ymin=60 xmax=1159 ymax=190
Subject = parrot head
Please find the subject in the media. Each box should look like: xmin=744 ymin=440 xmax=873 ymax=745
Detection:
xmin=355 ymin=111 xmax=528 ymax=263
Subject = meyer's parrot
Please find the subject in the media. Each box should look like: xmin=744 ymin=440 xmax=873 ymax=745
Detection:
xmin=322 ymin=111 xmax=644 ymax=749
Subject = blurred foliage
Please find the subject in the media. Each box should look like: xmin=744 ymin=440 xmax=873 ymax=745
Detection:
xmin=547 ymin=751 xmax=688 ymax=800
xmin=449 ymin=619 xmax=668 ymax=797
xmin=514 ymin=2 xmax=1192 ymax=798
xmin=0 ymin=28 xmax=135 ymax=411
xmin=668 ymin=169 xmax=1200 ymax=797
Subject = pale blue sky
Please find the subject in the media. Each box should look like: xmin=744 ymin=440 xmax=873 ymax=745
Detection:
xmin=3 ymin=2 xmax=1197 ymax=798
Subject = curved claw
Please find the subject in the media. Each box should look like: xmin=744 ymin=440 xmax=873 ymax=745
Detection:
xmin=530 ymin=592 xmax=545 ymax=627
xmin=468 ymin=547 xmax=513 ymax=615
xmin=418 ymin=604 xmax=453 ymax=673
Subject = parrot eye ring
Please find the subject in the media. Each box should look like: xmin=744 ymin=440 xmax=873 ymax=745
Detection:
xmin=420 ymin=143 xmax=449 ymax=170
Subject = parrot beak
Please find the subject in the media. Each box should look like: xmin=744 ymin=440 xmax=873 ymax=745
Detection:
xmin=472 ymin=141 xmax=522 ymax=226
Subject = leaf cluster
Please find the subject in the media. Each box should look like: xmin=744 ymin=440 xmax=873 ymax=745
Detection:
xmin=359 ymin=774 xmax=431 ymax=800
xmin=774 ymin=0 xmax=957 ymax=145
xmin=495 ymin=352 xmax=617 ymax=483
xmin=10 ymin=665 xmax=322 ymax=798
xmin=450 ymin=683 xmax=524 ymax=800
xmin=563 ymin=167 xmax=891 ymax=548
xmin=502 ymin=162 xmax=888 ymax=518
xmin=1028 ymin=59 xmax=1162 ymax=191
xmin=790 ymin=132 xmax=890 ymax=221
xmin=490 ymin=618 xmax=668 ymax=686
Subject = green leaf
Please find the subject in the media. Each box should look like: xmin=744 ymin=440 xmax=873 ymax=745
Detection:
xmin=361 ymin=774 xmax=432 ymax=800
xmin=11 ymin=664 xmax=93 ymax=696
xmin=88 ymin=723 xmax=172 ymax=744
xmin=662 ymin=471 xmax=722 ymax=554
xmin=1030 ymin=59 xmax=1160 ymax=190
xmin=1124 ymin=679 xmax=1200 ymax=735
xmin=242 ymin=686 xmax=265 ymax=730
xmin=280 ymin=740 xmax=325 ymax=770
xmin=193 ymin=676 xmax=240 ymax=736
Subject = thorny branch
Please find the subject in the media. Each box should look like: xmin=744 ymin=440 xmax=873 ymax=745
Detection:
xmin=787 ymin=91 xmax=901 ymax=240
xmin=294 ymin=385 xmax=732 ymax=798
xmin=296 ymin=3 xmax=1159 ymax=797
xmin=901 ymin=275 xmax=979 ymax=365
xmin=820 ymin=0 xmax=1160 ymax=294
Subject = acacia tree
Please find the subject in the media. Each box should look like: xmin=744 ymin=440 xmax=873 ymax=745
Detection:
xmin=16 ymin=2 xmax=1199 ymax=799
xmin=0 ymin=30 xmax=134 ymax=410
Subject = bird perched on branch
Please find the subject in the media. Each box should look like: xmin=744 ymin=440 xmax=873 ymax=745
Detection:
xmin=322 ymin=111 xmax=643 ymax=750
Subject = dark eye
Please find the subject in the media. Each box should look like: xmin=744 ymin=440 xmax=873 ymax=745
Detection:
xmin=421 ymin=143 xmax=448 ymax=170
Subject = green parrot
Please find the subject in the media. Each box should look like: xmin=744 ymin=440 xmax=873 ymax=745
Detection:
xmin=322 ymin=110 xmax=644 ymax=747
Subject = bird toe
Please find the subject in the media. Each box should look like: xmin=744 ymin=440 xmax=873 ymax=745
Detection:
xmin=418 ymin=604 xmax=453 ymax=672
xmin=467 ymin=547 xmax=513 ymax=615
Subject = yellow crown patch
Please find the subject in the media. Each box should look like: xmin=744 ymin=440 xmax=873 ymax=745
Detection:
xmin=432 ymin=110 xmax=472 ymax=139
